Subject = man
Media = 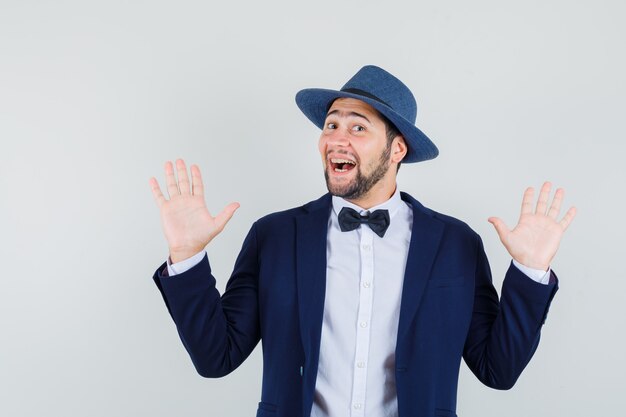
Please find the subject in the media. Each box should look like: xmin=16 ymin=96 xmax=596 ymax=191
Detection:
xmin=149 ymin=65 xmax=576 ymax=417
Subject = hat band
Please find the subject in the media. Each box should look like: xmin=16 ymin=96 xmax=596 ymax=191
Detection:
xmin=341 ymin=88 xmax=392 ymax=109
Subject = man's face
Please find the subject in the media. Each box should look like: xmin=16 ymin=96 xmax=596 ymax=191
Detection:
xmin=318 ymin=98 xmax=396 ymax=200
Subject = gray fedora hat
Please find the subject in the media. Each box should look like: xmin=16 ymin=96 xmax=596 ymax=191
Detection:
xmin=295 ymin=65 xmax=438 ymax=163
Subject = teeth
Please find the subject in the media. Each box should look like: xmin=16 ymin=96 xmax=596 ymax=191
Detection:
xmin=330 ymin=158 xmax=356 ymax=165
xmin=335 ymin=168 xmax=348 ymax=172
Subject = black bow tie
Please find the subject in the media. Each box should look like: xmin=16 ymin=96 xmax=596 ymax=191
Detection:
xmin=338 ymin=207 xmax=390 ymax=238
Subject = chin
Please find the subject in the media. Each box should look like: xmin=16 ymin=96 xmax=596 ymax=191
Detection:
xmin=324 ymin=168 xmax=354 ymax=195
xmin=326 ymin=178 xmax=362 ymax=199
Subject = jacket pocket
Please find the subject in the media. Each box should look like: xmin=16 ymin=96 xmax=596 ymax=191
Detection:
xmin=256 ymin=401 xmax=277 ymax=415
xmin=435 ymin=408 xmax=457 ymax=417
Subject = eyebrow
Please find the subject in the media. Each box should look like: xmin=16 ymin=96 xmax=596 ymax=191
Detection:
xmin=325 ymin=109 xmax=372 ymax=125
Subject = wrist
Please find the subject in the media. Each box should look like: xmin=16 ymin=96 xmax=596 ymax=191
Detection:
xmin=513 ymin=257 xmax=549 ymax=272
xmin=169 ymin=247 xmax=205 ymax=264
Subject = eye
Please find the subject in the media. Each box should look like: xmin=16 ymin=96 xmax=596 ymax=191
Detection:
xmin=325 ymin=122 xmax=337 ymax=129
xmin=352 ymin=125 xmax=365 ymax=132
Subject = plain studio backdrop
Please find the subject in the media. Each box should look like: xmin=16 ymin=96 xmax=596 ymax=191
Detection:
xmin=1 ymin=0 xmax=624 ymax=416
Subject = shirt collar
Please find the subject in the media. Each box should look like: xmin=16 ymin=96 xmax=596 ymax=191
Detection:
xmin=331 ymin=185 xmax=403 ymax=219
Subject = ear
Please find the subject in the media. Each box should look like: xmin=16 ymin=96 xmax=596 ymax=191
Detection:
xmin=391 ymin=136 xmax=408 ymax=164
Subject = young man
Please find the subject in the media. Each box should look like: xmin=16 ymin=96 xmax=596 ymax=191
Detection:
xmin=149 ymin=65 xmax=576 ymax=417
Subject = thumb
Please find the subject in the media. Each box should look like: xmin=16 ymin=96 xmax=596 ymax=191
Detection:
xmin=214 ymin=202 xmax=240 ymax=231
xmin=487 ymin=217 xmax=509 ymax=242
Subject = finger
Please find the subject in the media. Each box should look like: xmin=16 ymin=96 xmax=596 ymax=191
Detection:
xmin=214 ymin=202 xmax=240 ymax=231
xmin=191 ymin=164 xmax=204 ymax=197
xmin=164 ymin=161 xmax=179 ymax=198
xmin=547 ymin=188 xmax=564 ymax=220
xmin=149 ymin=177 xmax=166 ymax=208
xmin=559 ymin=206 xmax=577 ymax=231
xmin=488 ymin=217 xmax=510 ymax=243
xmin=176 ymin=159 xmax=191 ymax=195
xmin=520 ymin=187 xmax=534 ymax=219
xmin=535 ymin=181 xmax=552 ymax=215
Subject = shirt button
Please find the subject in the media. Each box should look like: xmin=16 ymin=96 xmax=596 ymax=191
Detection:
xmin=357 ymin=361 xmax=365 ymax=368
xmin=360 ymin=321 xmax=367 ymax=328
xmin=362 ymin=244 xmax=371 ymax=251
xmin=353 ymin=403 xmax=362 ymax=410
xmin=363 ymin=281 xmax=370 ymax=288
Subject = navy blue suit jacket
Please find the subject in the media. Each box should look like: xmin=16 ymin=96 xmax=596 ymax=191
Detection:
xmin=153 ymin=192 xmax=558 ymax=417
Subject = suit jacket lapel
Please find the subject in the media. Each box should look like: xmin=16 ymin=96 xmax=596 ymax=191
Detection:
xmin=396 ymin=192 xmax=445 ymax=346
xmin=295 ymin=194 xmax=331 ymax=382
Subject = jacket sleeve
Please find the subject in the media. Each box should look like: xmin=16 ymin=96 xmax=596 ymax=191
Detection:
xmin=462 ymin=235 xmax=559 ymax=390
xmin=152 ymin=222 xmax=261 ymax=378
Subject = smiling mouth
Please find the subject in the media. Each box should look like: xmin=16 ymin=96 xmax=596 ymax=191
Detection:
xmin=329 ymin=158 xmax=357 ymax=172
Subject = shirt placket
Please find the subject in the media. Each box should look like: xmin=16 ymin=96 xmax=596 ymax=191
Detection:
xmin=350 ymin=218 xmax=375 ymax=417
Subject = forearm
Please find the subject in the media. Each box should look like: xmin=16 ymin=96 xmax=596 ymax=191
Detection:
xmin=463 ymin=238 xmax=558 ymax=389
xmin=153 ymin=224 xmax=262 ymax=377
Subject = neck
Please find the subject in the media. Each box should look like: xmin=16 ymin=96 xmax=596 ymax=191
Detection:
xmin=344 ymin=181 xmax=397 ymax=210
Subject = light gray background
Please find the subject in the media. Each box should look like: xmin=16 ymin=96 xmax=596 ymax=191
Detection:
xmin=1 ymin=0 xmax=624 ymax=416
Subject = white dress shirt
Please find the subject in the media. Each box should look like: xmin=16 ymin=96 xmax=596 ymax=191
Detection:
xmin=165 ymin=188 xmax=550 ymax=417
xmin=311 ymin=187 xmax=411 ymax=417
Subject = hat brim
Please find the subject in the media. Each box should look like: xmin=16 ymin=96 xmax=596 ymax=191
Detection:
xmin=295 ymin=88 xmax=438 ymax=163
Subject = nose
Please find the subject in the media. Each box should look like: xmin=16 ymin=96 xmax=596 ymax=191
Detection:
xmin=326 ymin=127 xmax=350 ymax=147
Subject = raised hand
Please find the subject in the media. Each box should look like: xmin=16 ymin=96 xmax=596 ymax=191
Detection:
xmin=488 ymin=182 xmax=576 ymax=271
xmin=149 ymin=159 xmax=240 ymax=263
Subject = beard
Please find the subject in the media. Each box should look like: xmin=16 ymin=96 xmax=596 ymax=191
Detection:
xmin=324 ymin=141 xmax=392 ymax=200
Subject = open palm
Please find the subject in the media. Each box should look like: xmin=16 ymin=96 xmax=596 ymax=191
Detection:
xmin=149 ymin=159 xmax=239 ymax=263
xmin=488 ymin=182 xmax=576 ymax=271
